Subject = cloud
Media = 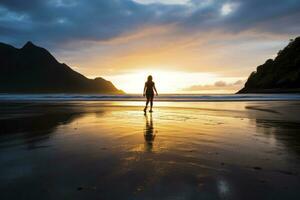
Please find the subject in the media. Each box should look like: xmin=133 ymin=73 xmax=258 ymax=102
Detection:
xmin=182 ymin=79 xmax=245 ymax=92
xmin=0 ymin=0 xmax=299 ymax=48
xmin=233 ymin=79 xmax=244 ymax=85
xmin=0 ymin=0 xmax=299 ymax=85
xmin=133 ymin=0 xmax=189 ymax=5
xmin=214 ymin=81 xmax=227 ymax=87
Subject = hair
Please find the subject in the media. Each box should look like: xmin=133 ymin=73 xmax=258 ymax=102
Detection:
xmin=147 ymin=75 xmax=153 ymax=82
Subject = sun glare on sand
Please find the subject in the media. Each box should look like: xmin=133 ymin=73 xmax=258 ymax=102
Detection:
xmin=104 ymin=70 xmax=241 ymax=94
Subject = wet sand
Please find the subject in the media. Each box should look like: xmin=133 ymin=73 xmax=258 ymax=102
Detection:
xmin=0 ymin=101 xmax=300 ymax=199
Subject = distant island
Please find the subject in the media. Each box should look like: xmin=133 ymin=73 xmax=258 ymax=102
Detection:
xmin=0 ymin=41 xmax=124 ymax=94
xmin=238 ymin=36 xmax=300 ymax=93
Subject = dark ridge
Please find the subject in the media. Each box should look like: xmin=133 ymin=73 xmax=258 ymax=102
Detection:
xmin=238 ymin=36 xmax=300 ymax=93
xmin=22 ymin=41 xmax=36 ymax=49
xmin=0 ymin=41 xmax=124 ymax=94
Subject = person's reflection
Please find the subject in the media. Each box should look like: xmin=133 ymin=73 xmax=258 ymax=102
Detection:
xmin=144 ymin=112 xmax=156 ymax=152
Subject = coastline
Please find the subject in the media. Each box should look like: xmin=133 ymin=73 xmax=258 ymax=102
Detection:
xmin=1 ymin=93 xmax=300 ymax=102
xmin=237 ymin=88 xmax=300 ymax=94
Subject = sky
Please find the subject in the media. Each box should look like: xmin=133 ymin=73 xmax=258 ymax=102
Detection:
xmin=0 ymin=0 xmax=300 ymax=93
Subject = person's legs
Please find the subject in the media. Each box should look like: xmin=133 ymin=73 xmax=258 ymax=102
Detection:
xmin=144 ymin=98 xmax=150 ymax=112
xmin=149 ymin=97 xmax=153 ymax=112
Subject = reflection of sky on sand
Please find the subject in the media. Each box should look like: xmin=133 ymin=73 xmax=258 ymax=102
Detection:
xmin=1 ymin=101 xmax=300 ymax=199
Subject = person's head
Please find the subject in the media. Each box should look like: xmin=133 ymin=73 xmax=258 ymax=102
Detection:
xmin=147 ymin=75 xmax=153 ymax=82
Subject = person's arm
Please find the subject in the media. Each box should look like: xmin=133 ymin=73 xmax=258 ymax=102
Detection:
xmin=143 ymin=83 xmax=147 ymax=96
xmin=153 ymin=83 xmax=158 ymax=96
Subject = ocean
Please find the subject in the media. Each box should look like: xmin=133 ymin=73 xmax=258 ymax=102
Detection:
xmin=0 ymin=93 xmax=300 ymax=101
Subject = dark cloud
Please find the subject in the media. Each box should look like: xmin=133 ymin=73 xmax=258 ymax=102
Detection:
xmin=0 ymin=0 xmax=299 ymax=49
xmin=224 ymin=0 xmax=300 ymax=33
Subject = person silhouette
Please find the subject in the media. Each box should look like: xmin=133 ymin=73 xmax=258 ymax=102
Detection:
xmin=144 ymin=112 xmax=155 ymax=152
xmin=143 ymin=75 xmax=158 ymax=113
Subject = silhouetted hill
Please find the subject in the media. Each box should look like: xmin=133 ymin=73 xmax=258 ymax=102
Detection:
xmin=238 ymin=37 xmax=300 ymax=93
xmin=0 ymin=41 xmax=123 ymax=94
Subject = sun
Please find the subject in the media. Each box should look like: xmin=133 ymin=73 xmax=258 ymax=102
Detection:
xmin=103 ymin=70 xmax=218 ymax=94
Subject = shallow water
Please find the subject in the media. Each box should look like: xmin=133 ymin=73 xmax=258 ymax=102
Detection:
xmin=0 ymin=101 xmax=300 ymax=199
xmin=1 ymin=93 xmax=300 ymax=101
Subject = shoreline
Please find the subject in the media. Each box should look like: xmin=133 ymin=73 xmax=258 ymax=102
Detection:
xmin=1 ymin=93 xmax=300 ymax=102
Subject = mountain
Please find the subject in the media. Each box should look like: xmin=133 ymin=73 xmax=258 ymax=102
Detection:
xmin=0 ymin=41 xmax=124 ymax=94
xmin=238 ymin=37 xmax=300 ymax=93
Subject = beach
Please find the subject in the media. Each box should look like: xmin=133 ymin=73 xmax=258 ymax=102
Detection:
xmin=1 ymin=98 xmax=300 ymax=199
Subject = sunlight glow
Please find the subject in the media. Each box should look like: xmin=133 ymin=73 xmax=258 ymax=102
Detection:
xmin=104 ymin=70 xmax=219 ymax=94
